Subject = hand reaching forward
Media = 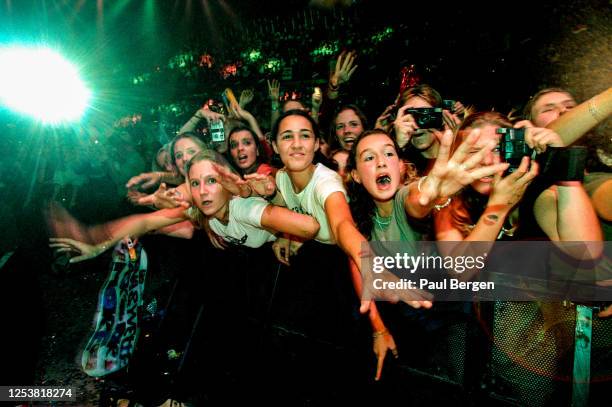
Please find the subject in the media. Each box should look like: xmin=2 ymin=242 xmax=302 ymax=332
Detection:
xmin=49 ymin=237 xmax=105 ymax=263
xmin=418 ymin=129 xmax=509 ymax=206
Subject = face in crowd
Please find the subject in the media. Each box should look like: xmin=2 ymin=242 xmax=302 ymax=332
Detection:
xmin=156 ymin=147 xmax=175 ymax=172
xmin=273 ymin=113 xmax=319 ymax=173
xmin=188 ymin=159 xmax=232 ymax=221
xmin=351 ymin=131 xmax=402 ymax=203
xmin=174 ymin=136 xmax=204 ymax=177
xmin=529 ymin=91 xmax=576 ymax=128
xmin=334 ymin=107 xmax=364 ymax=152
xmin=229 ymin=129 xmax=259 ymax=172
xmin=402 ymin=96 xmax=439 ymax=152
xmin=331 ymin=149 xmax=349 ymax=179
xmin=461 ymin=124 xmax=502 ymax=195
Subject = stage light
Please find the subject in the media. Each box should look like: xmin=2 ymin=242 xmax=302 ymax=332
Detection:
xmin=264 ymin=58 xmax=281 ymax=73
xmin=0 ymin=46 xmax=91 ymax=123
xmin=248 ymin=49 xmax=262 ymax=62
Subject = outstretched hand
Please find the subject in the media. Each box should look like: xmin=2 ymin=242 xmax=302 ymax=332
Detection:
xmin=373 ymin=331 xmax=398 ymax=381
xmin=49 ymin=237 xmax=103 ymax=263
xmin=228 ymin=102 xmax=255 ymax=123
xmin=418 ymin=129 xmax=509 ymax=206
xmin=244 ymin=173 xmax=276 ymax=197
xmin=126 ymin=172 xmax=162 ymax=190
xmin=211 ymin=163 xmax=250 ymax=197
xmin=239 ymin=89 xmax=254 ymax=108
xmin=267 ymin=79 xmax=280 ymax=101
xmin=330 ymin=51 xmax=358 ymax=88
xmin=153 ymin=183 xmax=191 ymax=209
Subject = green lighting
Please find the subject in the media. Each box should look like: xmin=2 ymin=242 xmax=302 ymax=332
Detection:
xmin=311 ymin=41 xmax=339 ymax=58
xmin=263 ymin=58 xmax=282 ymax=73
xmin=168 ymin=53 xmax=193 ymax=70
xmin=0 ymin=46 xmax=91 ymax=123
xmin=371 ymin=27 xmax=394 ymax=43
xmin=248 ymin=49 xmax=262 ymax=62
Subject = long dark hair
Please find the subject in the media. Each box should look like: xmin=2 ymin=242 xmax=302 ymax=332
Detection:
xmin=345 ymin=129 xmax=402 ymax=240
xmin=225 ymin=125 xmax=268 ymax=175
xmin=272 ymin=109 xmax=321 ymax=141
xmin=329 ymin=104 xmax=368 ymax=151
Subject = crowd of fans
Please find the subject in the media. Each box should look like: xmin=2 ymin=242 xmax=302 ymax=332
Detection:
xmin=4 ymin=44 xmax=608 ymax=406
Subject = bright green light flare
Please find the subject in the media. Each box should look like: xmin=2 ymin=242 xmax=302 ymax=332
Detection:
xmin=0 ymin=46 xmax=91 ymax=123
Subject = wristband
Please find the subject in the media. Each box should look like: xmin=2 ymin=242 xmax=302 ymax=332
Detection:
xmin=372 ymin=329 xmax=389 ymax=339
xmin=547 ymin=147 xmax=587 ymax=182
xmin=265 ymin=188 xmax=278 ymax=201
xmin=433 ymin=197 xmax=452 ymax=211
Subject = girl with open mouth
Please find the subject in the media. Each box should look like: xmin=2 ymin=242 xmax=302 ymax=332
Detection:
xmin=345 ymin=126 xmax=510 ymax=381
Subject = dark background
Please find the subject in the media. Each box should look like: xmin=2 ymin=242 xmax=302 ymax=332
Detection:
xmin=1 ymin=0 xmax=610 ymax=126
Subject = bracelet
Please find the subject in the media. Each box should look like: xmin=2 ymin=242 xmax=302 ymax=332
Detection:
xmin=433 ymin=197 xmax=452 ymax=211
xmin=194 ymin=114 xmax=204 ymax=120
xmin=264 ymin=188 xmax=278 ymax=201
xmin=588 ymin=100 xmax=603 ymax=122
xmin=372 ymin=329 xmax=389 ymax=339
xmin=417 ymin=176 xmax=427 ymax=193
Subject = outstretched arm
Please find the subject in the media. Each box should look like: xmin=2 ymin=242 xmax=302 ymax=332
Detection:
xmin=348 ymin=258 xmax=397 ymax=381
xmin=260 ymin=204 xmax=320 ymax=240
xmin=267 ymin=79 xmax=281 ymax=129
xmin=325 ymin=192 xmax=433 ymax=311
xmin=49 ymin=207 xmax=191 ymax=262
xmin=179 ymin=105 xmax=225 ymax=135
xmin=547 ymin=87 xmax=612 ymax=145
xmin=406 ymin=129 xmax=508 ymax=219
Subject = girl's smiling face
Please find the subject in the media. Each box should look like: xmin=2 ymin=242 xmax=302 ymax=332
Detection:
xmin=334 ymin=108 xmax=364 ymax=151
xmin=188 ymin=160 xmax=231 ymax=220
xmin=274 ymin=114 xmax=319 ymax=172
xmin=351 ymin=132 xmax=401 ymax=203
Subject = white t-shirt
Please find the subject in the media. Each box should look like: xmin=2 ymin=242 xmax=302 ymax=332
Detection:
xmin=275 ymin=163 xmax=347 ymax=244
xmin=209 ymin=197 xmax=276 ymax=248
